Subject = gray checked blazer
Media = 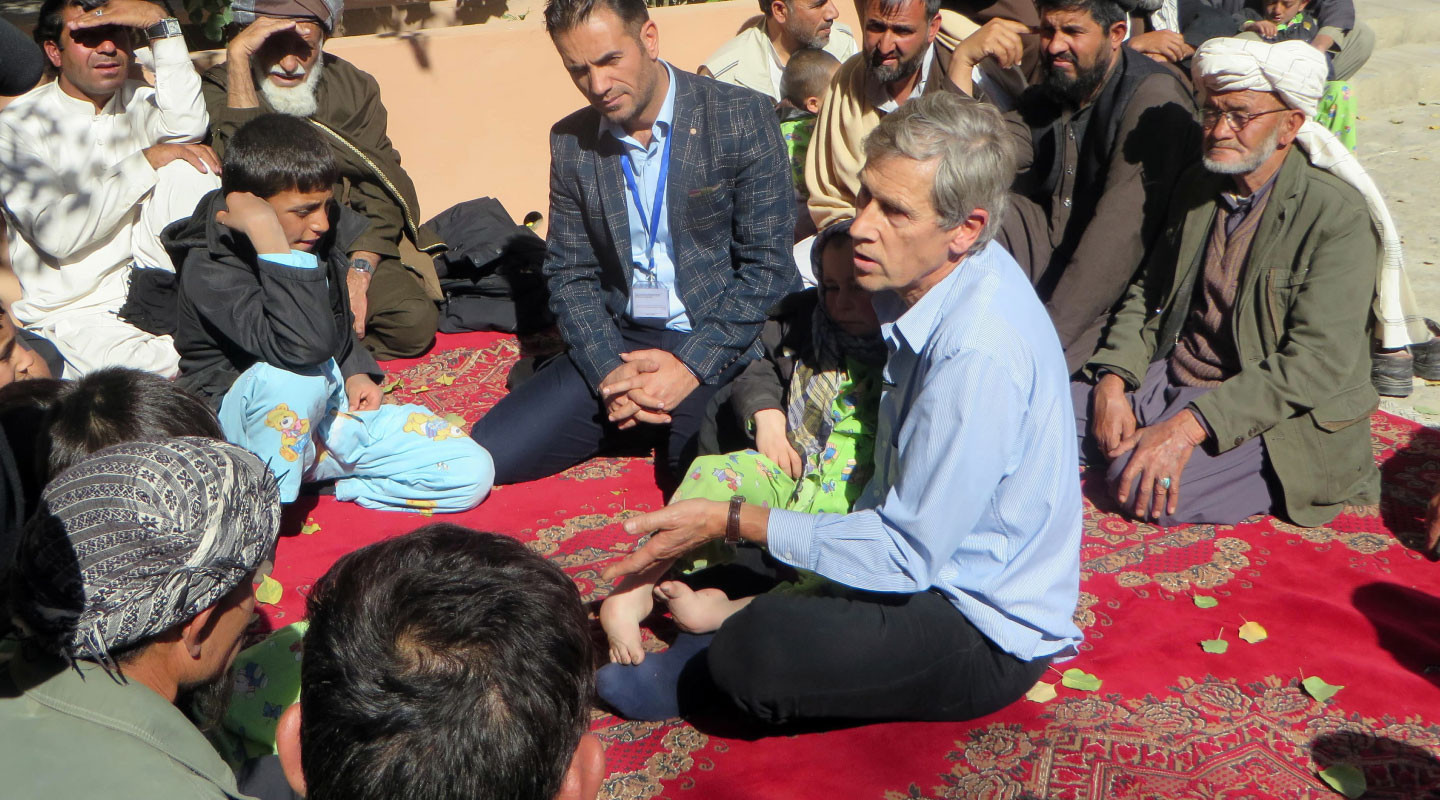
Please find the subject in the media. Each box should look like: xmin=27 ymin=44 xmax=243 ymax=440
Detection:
xmin=543 ymin=66 xmax=800 ymax=391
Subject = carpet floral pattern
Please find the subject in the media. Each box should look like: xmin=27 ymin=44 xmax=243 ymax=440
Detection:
xmin=259 ymin=332 xmax=1440 ymax=800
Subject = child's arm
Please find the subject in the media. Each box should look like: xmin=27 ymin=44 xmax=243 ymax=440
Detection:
xmin=183 ymin=193 xmax=344 ymax=369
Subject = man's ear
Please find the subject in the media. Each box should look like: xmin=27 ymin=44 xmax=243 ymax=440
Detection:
xmin=43 ymin=39 xmax=63 ymax=70
xmin=276 ymin=703 xmax=308 ymax=797
xmin=556 ymin=734 xmax=606 ymax=800
xmin=1276 ymin=108 xmax=1307 ymax=147
xmin=640 ymin=18 xmax=661 ymax=61
xmin=771 ymin=0 xmax=790 ymax=24
xmin=947 ymin=208 xmax=989 ymax=259
xmin=178 ymin=604 xmax=219 ymax=660
xmin=1109 ymin=19 xmax=1129 ymax=49
xmin=926 ymin=11 xmax=942 ymax=42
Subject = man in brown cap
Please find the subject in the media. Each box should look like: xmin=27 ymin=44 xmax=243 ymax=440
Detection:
xmin=201 ymin=0 xmax=442 ymax=360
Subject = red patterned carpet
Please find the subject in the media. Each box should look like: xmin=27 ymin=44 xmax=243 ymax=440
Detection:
xmin=258 ymin=331 xmax=1440 ymax=800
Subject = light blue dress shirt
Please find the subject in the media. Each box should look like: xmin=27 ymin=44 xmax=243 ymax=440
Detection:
xmin=599 ymin=62 xmax=691 ymax=333
xmin=767 ymin=241 xmax=1084 ymax=661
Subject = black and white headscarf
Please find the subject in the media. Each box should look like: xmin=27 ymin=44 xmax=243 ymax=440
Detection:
xmin=10 ymin=437 xmax=281 ymax=664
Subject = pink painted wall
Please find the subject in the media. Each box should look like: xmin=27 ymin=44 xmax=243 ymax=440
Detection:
xmin=322 ymin=0 xmax=864 ymax=232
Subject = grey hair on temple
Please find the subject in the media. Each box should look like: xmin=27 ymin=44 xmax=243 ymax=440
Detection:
xmin=862 ymin=93 xmax=1015 ymax=241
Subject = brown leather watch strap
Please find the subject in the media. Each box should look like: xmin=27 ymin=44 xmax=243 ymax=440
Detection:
xmin=725 ymin=495 xmax=744 ymax=545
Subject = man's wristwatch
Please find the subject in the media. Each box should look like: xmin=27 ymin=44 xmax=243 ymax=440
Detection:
xmin=725 ymin=495 xmax=744 ymax=545
xmin=145 ymin=17 xmax=183 ymax=40
xmin=348 ymin=257 xmax=376 ymax=276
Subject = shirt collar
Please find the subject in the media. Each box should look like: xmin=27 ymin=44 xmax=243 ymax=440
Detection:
xmin=868 ymin=43 xmax=935 ymax=114
xmin=49 ymin=79 xmax=124 ymax=117
xmin=599 ymin=61 xmax=678 ymax=148
xmin=1219 ymin=171 xmax=1279 ymax=215
xmin=878 ymin=249 xmax=970 ymax=355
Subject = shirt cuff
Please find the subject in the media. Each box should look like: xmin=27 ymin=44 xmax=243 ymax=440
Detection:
xmin=765 ymin=508 xmax=817 ymax=569
xmin=259 ymin=250 xmax=321 ymax=270
xmin=149 ymin=35 xmax=191 ymax=68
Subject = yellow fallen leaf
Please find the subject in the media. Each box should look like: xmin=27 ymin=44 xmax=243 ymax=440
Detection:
xmin=436 ymin=374 xmax=456 ymax=386
xmin=443 ymin=413 xmax=468 ymax=428
xmin=299 ymin=518 xmax=321 ymax=536
xmin=413 ymin=385 xmax=431 ymax=393
xmin=1238 ymin=620 xmax=1268 ymax=644
xmin=1025 ymin=681 xmax=1058 ymax=703
xmin=255 ymin=574 xmax=283 ymax=605
xmin=379 ymin=377 xmax=403 ymax=393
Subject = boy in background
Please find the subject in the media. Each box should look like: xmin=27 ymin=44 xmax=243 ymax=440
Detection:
xmin=778 ymin=48 xmax=841 ymax=242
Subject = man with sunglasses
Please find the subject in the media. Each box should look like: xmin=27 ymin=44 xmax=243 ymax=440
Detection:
xmin=0 ymin=0 xmax=217 ymax=379
xmin=202 ymin=0 xmax=443 ymax=361
xmin=1074 ymin=37 xmax=1382 ymax=529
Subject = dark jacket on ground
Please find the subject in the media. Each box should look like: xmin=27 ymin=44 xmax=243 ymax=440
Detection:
xmin=1085 ymin=149 xmax=1381 ymax=527
xmin=202 ymin=54 xmax=439 ymax=260
xmin=1006 ymin=46 xmax=1199 ymax=373
xmin=163 ymin=189 xmax=383 ymax=410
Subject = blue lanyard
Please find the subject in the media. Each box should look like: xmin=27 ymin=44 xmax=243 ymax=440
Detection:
xmin=619 ymin=127 xmax=673 ymax=281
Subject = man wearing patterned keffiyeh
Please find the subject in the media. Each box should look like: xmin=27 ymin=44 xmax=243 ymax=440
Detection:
xmin=0 ymin=436 xmax=281 ymax=800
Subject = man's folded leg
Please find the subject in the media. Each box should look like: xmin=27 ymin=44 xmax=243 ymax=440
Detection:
xmin=469 ymin=351 xmax=612 ymax=484
xmin=706 ymin=589 xmax=1050 ymax=725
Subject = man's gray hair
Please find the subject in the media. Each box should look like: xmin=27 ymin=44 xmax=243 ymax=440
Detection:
xmin=863 ymin=93 xmax=1015 ymax=243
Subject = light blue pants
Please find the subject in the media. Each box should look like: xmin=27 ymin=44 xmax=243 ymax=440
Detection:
xmin=219 ymin=361 xmax=493 ymax=513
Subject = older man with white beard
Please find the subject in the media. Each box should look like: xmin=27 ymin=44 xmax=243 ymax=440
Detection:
xmin=200 ymin=0 xmax=442 ymax=360
xmin=1074 ymin=38 xmax=1395 ymax=529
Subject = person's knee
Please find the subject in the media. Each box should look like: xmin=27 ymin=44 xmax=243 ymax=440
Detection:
xmin=365 ymin=270 xmax=438 ymax=359
xmin=441 ymin=442 xmax=494 ymax=511
xmin=706 ymin=608 xmax=792 ymax=723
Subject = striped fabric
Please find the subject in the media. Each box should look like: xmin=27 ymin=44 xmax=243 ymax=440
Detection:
xmin=767 ymin=242 xmax=1084 ymax=661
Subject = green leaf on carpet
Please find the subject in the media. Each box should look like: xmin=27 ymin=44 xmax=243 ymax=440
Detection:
xmin=1303 ymin=676 xmax=1345 ymax=702
xmin=299 ymin=518 xmax=321 ymax=536
xmin=1318 ymin=763 xmax=1366 ymax=798
xmin=256 ymin=575 xmax=283 ymax=605
xmin=437 ymin=374 xmax=456 ymax=386
xmin=1061 ymin=669 xmax=1102 ymax=691
xmin=1238 ymin=620 xmax=1268 ymax=644
xmin=413 ymin=385 xmax=432 ymax=393
xmin=1200 ymin=637 xmax=1229 ymax=654
xmin=1025 ymin=681 xmax=1058 ymax=703
xmin=1193 ymin=595 xmax=1219 ymax=608
xmin=379 ymin=377 xmax=403 ymax=393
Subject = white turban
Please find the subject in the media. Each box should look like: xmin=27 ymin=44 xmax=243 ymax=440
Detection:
xmin=1193 ymin=38 xmax=1426 ymax=349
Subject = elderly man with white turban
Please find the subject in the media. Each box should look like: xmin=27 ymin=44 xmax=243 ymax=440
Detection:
xmin=1073 ymin=37 xmax=1404 ymax=528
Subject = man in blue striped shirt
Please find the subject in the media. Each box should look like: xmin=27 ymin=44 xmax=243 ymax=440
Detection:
xmin=600 ymin=92 xmax=1084 ymax=724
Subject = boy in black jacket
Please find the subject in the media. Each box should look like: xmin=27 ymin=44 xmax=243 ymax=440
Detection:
xmin=165 ymin=114 xmax=492 ymax=512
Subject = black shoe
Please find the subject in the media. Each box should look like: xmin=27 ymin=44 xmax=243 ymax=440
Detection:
xmin=1410 ymin=319 xmax=1440 ymax=381
xmin=1373 ymin=348 xmax=1415 ymax=397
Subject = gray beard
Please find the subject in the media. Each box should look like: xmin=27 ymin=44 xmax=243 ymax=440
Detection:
xmin=258 ymin=58 xmax=324 ymax=117
xmin=1203 ymin=126 xmax=1282 ymax=175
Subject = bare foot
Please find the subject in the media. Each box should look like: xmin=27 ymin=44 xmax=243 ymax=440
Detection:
xmin=654 ymin=581 xmax=753 ymax=634
xmin=600 ymin=578 xmax=655 ymax=666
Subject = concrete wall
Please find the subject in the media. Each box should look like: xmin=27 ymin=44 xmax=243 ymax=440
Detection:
xmin=318 ymin=0 xmax=863 ymax=232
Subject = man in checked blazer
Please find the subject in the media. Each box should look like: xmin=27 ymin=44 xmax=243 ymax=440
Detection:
xmin=470 ymin=0 xmax=799 ymax=487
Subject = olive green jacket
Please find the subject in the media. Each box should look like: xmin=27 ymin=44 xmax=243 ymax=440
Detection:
xmin=1086 ymin=149 xmax=1381 ymax=527
xmin=0 ymin=645 xmax=252 ymax=799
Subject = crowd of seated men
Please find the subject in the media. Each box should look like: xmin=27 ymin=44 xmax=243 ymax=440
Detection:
xmin=0 ymin=0 xmax=1432 ymax=795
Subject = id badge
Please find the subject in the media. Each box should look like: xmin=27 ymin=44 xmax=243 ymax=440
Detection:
xmin=633 ymin=283 xmax=670 ymax=319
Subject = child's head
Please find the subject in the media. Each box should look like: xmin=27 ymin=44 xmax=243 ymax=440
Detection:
xmin=43 ymin=367 xmax=224 ymax=479
xmin=781 ymin=48 xmax=841 ymax=114
xmin=815 ymin=223 xmax=879 ymax=336
xmin=222 ymin=113 xmax=338 ymax=252
xmin=1262 ymin=0 xmax=1309 ymax=23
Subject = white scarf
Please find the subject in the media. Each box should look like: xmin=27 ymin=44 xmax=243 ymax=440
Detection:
xmin=1193 ymin=38 xmax=1425 ymax=348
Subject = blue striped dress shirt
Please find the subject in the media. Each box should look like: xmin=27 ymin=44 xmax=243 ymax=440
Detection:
xmin=767 ymin=241 xmax=1084 ymax=661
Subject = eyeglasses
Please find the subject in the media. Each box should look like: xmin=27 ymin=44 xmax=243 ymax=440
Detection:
xmin=1197 ymin=107 xmax=1288 ymax=131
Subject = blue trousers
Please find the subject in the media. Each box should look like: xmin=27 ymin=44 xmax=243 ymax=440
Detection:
xmin=219 ymin=361 xmax=493 ymax=513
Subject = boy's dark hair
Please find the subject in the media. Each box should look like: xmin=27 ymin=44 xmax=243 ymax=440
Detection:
xmin=781 ymin=48 xmax=841 ymax=110
xmin=544 ymin=0 xmax=648 ymax=37
xmin=33 ymin=0 xmax=101 ymax=48
xmin=45 ymin=368 xmax=223 ymax=479
xmin=300 ymin=524 xmax=595 ymax=800
xmin=221 ymin=113 xmax=339 ymax=198
xmin=1035 ymin=0 xmax=1127 ymax=29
